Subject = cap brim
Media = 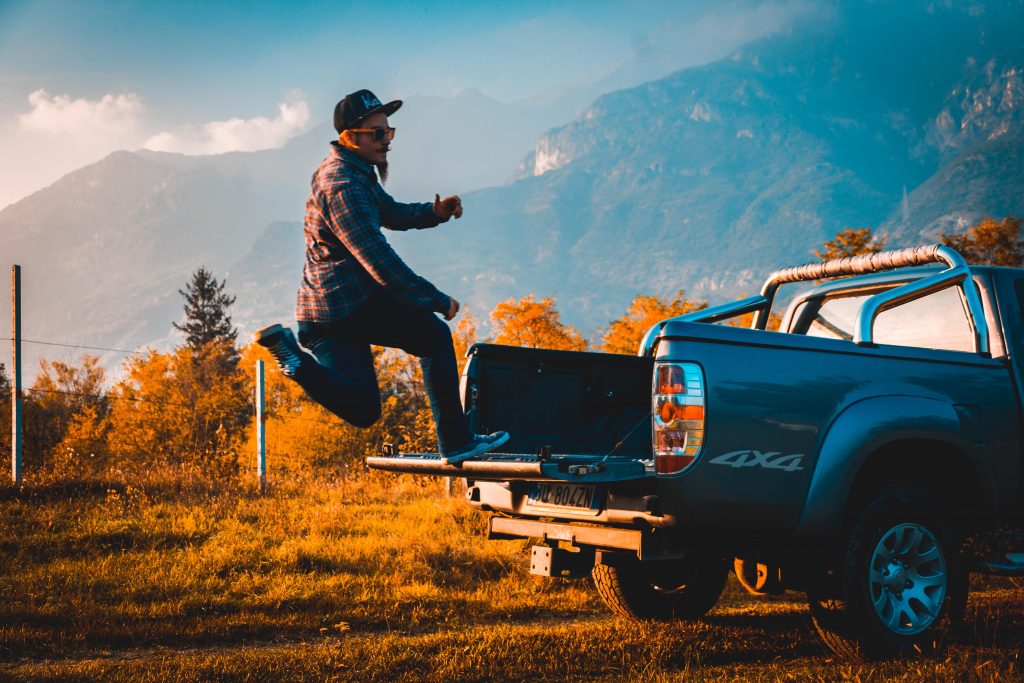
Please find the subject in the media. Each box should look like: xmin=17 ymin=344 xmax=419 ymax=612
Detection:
xmin=355 ymin=99 xmax=402 ymax=125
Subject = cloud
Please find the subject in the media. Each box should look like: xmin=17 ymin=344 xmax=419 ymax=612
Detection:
xmin=144 ymin=98 xmax=310 ymax=155
xmin=18 ymin=89 xmax=144 ymax=137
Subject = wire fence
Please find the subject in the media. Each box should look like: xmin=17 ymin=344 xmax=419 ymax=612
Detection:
xmin=2 ymin=328 xmax=404 ymax=492
xmin=0 ymin=336 xmax=143 ymax=356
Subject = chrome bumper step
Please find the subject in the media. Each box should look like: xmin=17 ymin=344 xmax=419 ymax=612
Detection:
xmin=366 ymin=452 xmax=652 ymax=483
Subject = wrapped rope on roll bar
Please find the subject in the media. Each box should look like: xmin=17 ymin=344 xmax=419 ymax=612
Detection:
xmin=764 ymin=244 xmax=952 ymax=284
xmin=639 ymin=244 xmax=989 ymax=358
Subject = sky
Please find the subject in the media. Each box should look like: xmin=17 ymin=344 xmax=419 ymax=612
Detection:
xmin=0 ymin=0 xmax=814 ymax=210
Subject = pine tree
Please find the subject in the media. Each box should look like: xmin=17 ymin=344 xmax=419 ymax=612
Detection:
xmin=174 ymin=267 xmax=238 ymax=345
xmin=176 ymin=266 xmax=241 ymax=374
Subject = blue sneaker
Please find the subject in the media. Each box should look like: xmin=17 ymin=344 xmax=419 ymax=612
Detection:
xmin=254 ymin=323 xmax=303 ymax=378
xmin=443 ymin=431 xmax=510 ymax=465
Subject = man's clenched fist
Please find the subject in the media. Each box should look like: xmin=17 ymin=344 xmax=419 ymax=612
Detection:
xmin=444 ymin=296 xmax=461 ymax=321
xmin=433 ymin=194 xmax=463 ymax=220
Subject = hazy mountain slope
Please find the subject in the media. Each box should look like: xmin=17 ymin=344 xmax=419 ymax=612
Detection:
xmin=0 ymin=150 xmax=273 ymax=369
xmin=400 ymin=0 xmax=1024 ymax=332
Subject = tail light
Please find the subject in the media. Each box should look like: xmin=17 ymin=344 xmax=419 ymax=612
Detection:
xmin=652 ymin=362 xmax=706 ymax=475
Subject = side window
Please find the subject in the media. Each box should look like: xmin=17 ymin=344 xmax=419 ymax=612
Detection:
xmin=873 ymin=286 xmax=974 ymax=352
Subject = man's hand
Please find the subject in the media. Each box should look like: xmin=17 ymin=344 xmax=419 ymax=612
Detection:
xmin=443 ymin=296 xmax=460 ymax=321
xmin=433 ymin=194 xmax=463 ymax=220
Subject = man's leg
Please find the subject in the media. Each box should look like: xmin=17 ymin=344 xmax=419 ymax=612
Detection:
xmin=357 ymin=292 xmax=472 ymax=454
xmin=292 ymin=321 xmax=381 ymax=428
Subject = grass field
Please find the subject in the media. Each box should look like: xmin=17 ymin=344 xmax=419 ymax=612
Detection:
xmin=1 ymin=471 xmax=1022 ymax=682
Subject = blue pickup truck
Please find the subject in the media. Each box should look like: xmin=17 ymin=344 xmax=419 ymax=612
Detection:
xmin=369 ymin=245 xmax=1024 ymax=659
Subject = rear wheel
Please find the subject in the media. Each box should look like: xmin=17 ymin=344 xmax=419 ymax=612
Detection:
xmin=592 ymin=557 xmax=728 ymax=621
xmin=809 ymin=487 xmax=967 ymax=660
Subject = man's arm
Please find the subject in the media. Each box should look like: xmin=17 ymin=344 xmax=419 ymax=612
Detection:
xmin=327 ymin=184 xmax=450 ymax=312
xmin=378 ymin=187 xmax=448 ymax=231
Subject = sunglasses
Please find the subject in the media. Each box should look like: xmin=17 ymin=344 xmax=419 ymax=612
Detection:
xmin=348 ymin=127 xmax=396 ymax=141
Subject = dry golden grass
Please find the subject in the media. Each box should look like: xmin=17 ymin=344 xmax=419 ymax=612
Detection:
xmin=1 ymin=470 xmax=1022 ymax=682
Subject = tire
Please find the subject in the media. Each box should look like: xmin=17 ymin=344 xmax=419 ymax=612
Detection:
xmin=808 ymin=486 xmax=967 ymax=660
xmin=592 ymin=557 xmax=727 ymax=621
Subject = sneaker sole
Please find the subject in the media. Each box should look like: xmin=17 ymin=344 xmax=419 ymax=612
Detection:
xmin=444 ymin=432 xmax=511 ymax=465
xmin=254 ymin=323 xmax=287 ymax=345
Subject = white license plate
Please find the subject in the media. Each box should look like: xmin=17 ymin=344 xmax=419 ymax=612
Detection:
xmin=526 ymin=483 xmax=601 ymax=515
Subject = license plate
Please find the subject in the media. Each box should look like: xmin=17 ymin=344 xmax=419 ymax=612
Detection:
xmin=525 ymin=483 xmax=601 ymax=515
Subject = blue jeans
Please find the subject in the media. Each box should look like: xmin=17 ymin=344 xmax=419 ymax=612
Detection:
xmin=295 ymin=289 xmax=472 ymax=454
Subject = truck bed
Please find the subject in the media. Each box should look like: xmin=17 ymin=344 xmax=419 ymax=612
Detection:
xmin=368 ymin=343 xmax=655 ymax=483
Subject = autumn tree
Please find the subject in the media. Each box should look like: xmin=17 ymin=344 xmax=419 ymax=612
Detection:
xmin=491 ymin=295 xmax=586 ymax=351
xmin=451 ymin=309 xmax=480 ymax=375
xmin=600 ymin=291 xmax=707 ymax=355
xmin=0 ymin=363 xmax=9 ymax=458
xmin=174 ymin=267 xmax=240 ymax=369
xmin=106 ymin=346 xmax=249 ymax=474
xmin=815 ymin=227 xmax=888 ymax=261
xmin=941 ymin=216 xmax=1023 ymax=267
xmin=23 ymin=355 xmax=108 ymax=473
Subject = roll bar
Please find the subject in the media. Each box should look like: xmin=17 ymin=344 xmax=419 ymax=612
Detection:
xmin=639 ymin=245 xmax=989 ymax=357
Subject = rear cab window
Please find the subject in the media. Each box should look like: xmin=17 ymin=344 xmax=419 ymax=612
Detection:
xmin=794 ymin=285 xmax=975 ymax=353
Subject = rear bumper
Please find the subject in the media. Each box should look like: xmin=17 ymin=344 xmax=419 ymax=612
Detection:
xmin=468 ymin=479 xmax=675 ymax=528
xmin=488 ymin=517 xmax=685 ymax=560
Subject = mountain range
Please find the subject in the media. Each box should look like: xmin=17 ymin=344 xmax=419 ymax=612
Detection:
xmin=1 ymin=0 xmax=1022 ymax=380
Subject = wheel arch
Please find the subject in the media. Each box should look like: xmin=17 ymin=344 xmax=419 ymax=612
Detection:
xmin=792 ymin=395 xmax=993 ymax=547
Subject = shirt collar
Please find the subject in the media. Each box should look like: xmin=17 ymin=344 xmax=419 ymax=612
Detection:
xmin=331 ymin=141 xmax=376 ymax=179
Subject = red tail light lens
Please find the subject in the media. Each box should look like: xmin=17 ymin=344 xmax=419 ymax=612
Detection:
xmin=656 ymin=364 xmax=687 ymax=395
xmin=652 ymin=362 xmax=705 ymax=475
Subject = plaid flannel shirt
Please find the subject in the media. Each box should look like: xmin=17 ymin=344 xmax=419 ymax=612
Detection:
xmin=295 ymin=143 xmax=451 ymax=322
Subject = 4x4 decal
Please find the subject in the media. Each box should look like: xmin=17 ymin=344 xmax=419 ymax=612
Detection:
xmin=709 ymin=450 xmax=805 ymax=472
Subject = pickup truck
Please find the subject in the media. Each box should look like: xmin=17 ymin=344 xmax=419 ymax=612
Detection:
xmin=369 ymin=244 xmax=1024 ymax=659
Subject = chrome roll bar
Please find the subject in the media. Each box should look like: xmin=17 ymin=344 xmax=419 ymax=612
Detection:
xmin=639 ymin=245 xmax=989 ymax=357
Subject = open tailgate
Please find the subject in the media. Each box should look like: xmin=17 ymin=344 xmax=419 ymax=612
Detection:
xmin=366 ymin=452 xmax=651 ymax=483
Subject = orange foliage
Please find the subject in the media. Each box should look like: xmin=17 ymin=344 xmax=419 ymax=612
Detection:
xmin=490 ymin=295 xmax=586 ymax=351
xmin=106 ymin=342 xmax=249 ymax=474
xmin=24 ymin=355 xmax=108 ymax=473
xmin=452 ymin=309 xmax=480 ymax=374
xmin=815 ymin=227 xmax=888 ymax=261
xmin=599 ymin=291 xmax=707 ymax=355
xmin=941 ymin=216 xmax=1023 ymax=267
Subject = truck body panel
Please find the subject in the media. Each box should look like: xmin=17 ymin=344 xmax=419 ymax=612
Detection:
xmin=652 ymin=320 xmax=1019 ymax=543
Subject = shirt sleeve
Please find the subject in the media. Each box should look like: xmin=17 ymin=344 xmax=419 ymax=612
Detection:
xmin=378 ymin=187 xmax=448 ymax=231
xmin=326 ymin=183 xmax=451 ymax=313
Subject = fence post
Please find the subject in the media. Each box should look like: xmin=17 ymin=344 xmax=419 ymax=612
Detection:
xmin=11 ymin=265 xmax=22 ymax=485
xmin=256 ymin=359 xmax=266 ymax=493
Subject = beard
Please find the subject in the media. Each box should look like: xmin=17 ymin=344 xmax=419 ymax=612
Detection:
xmin=375 ymin=160 xmax=389 ymax=184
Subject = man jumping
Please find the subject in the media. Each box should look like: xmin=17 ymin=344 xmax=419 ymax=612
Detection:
xmin=255 ymin=89 xmax=508 ymax=464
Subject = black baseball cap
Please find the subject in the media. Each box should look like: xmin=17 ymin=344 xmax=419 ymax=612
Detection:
xmin=334 ymin=89 xmax=402 ymax=133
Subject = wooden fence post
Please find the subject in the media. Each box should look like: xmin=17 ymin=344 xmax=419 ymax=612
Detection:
xmin=11 ymin=265 xmax=22 ymax=485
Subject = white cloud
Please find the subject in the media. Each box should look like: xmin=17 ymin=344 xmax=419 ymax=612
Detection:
xmin=144 ymin=98 xmax=310 ymax=155
xmin=18 ymin=89 xmax=144 ymax=137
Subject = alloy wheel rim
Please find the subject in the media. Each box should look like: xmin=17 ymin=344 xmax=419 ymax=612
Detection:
xmin=868 ymin=522 xmax=947 ymax=635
